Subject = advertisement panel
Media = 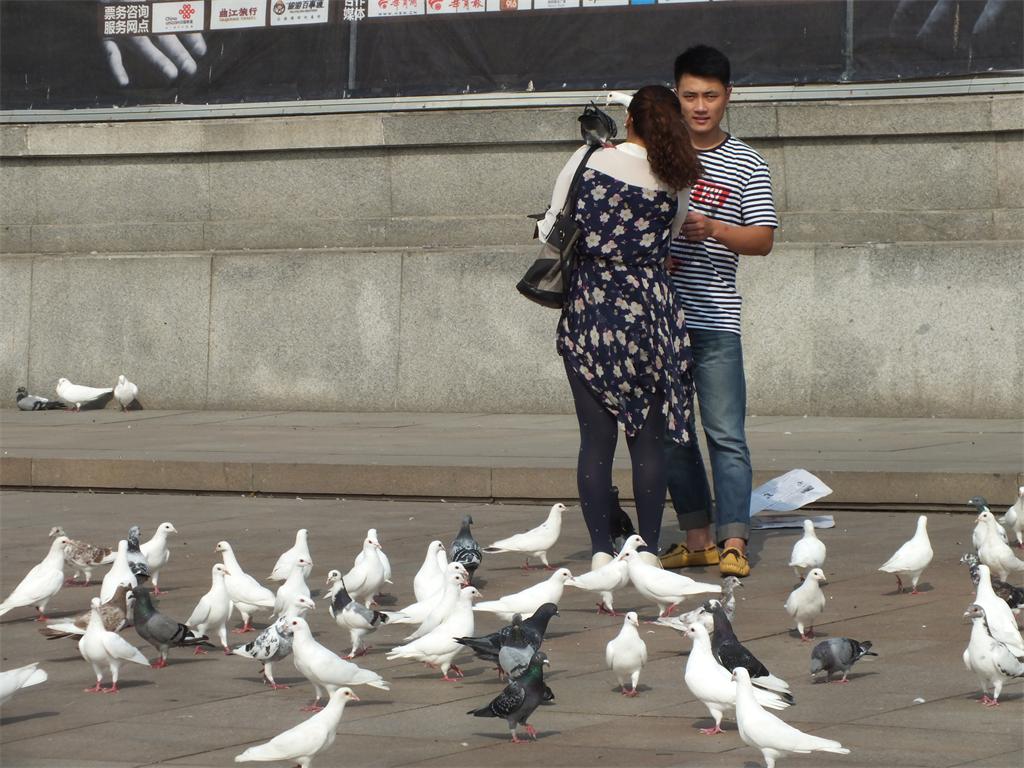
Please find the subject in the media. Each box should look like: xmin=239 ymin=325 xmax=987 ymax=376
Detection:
xmin=1 ymin=0 xmax=1020 ymax=113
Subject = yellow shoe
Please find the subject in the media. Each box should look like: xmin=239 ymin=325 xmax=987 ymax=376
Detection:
xmin=659 ymin=542 xmax=720 ymax=569
xmin=719 ymin=547 xmax=751 ymax=577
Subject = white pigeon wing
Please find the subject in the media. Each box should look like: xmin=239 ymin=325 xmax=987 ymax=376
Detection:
xmin=101 ymin=632 xmax=150 ymax=665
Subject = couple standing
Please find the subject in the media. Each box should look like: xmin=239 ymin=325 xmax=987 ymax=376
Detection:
xmin=541 ymin=46 xmax=778 ymax=578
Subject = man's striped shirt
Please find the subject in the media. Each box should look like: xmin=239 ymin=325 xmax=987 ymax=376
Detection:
xmin=668 ymin=134 xmax=778 ymax=336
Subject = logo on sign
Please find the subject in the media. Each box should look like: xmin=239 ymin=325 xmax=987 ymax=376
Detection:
xmin=179 ymin=3 xmax=196 ymax=18
xmin=273 ymin=0 xmax=286 ymax=13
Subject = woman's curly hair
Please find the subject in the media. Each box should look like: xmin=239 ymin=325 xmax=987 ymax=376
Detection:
xmin=628 ymin=85 xmax=702 ymax=191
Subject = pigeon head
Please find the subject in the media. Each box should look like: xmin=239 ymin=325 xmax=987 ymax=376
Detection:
xmin=57 ymin=377 xmax=69 ymax=386
xmin=963 ymin=603 xmax=986 ymax=622
xmin=15 ymin=387 xmax=28 ymax=400
xmin=334 ymin=687 xmax=360 ymax=703
xmin=975 ymin=510 xmax=997 ymax=526
xmin=158 ymin=522 xmax=178 ymax=535
xmin=959 ymin=553 xmax=980 ymax=567
xmin=295 ymin=557 xmax=313 ymax=568
xmin=552 ymin=568 xmax=573 ymax=583
xmin=214 ymin=540 xmax=232 ymax=554
xmin=90 ymin=597 xmax=102 ymax=609
xmin=462 ymin=514 xmax=474 ymax=526
xmin=460 ymin=586 xmax=483 ymax=601
xmin=212 ymin=563 xmax=231 ymax=578
xmin=294 ymin=595 xmax=316 ymax=612
xmin=50 ymin=536 xmax=71 ymax=550
xmin=624 ymin=611 xmax=639 ymax=628
xmin=722 ymin=575 xmax=744 ymax=591
xmin=48 ymin=525 xmax=66 ymax=538
xmin=364 ymin=535 xmax=381 ymax=550
xmin=128 ymin=525 xmax=141 ymax=538
xmin=802 ymin=519 xmax=816 ymax=534
xmin=117 ymin=374 xmax=127 ymax=385
xmin=530 ymin=603 xmax=559 ymax=623
xmin=287 ymin=616 xmax=311 ymax=636
xmin=325 ymin=569 xmax=342 ymax=585
xmin=967 ymin=496 xmax=990 ymax=512
xmin=549 ymin=503 xmax=568 ymax=517
xmin=731 ymin=667 xmax=751 ymax=684
xmin=806 ymin=568 xmax=827 ymax=584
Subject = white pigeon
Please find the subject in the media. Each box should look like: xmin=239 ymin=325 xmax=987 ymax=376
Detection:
xmin=113 ymin=374 xmax=138 ymax=410
xmin=972 ymin=506 xmax=1008 ymax=551
xmin=878 ymin=514 xmax=933 ymax=594
xmin=286 ymin=616 xmax=390 ymax=711
xmin=682 ymin=622 xmax=791 ymax=735
xmin=187 ymin=563 xmax=234 ymax=654
xmin=273 ymin=558 xmax=313 ymax=620
xmin=0 ymin=536 xmax=70 ymax=620
xmin=788 ymin=519 xmax=827 ymax=580
xmin=387 ymin=586 xmax=481 ymax=681
xmin=338 ymin=534 xmax=387 ymax=608
xmin=235 ymin=687 xmax=360 ymax=768
xmin=140 ymin=521 xmax=177 ymax=595
xmin=973 ymin=564 xmax=1024 ymax=655
xmin=435 ymin=542 xmax=449 ymax=572
xmin=626 ymin=552 xmax=721 ymax=618
xmin=353 ymin=528 xmax=393 ymax=585
xmin=78 ymin=597 xmax=150 ymax=693
xmin=270 ymin=529 xmax=313 ymax=582
xmin=413 ymin=541 xmax=447 ymax=602
xmin=474 ymin=568 xmax=574 ymax=623
xmin=99 ymin=539 xmax=138 ymax=604
xmin=403 ymin=564 xmax=468 ymax=641
xmin=975 ymin=510 xmax=1024 ymax=582
xmin=0 ymin=663 xmax=48 ymax=706
xmin=962 ymin=603 xmax=1024 ymax=707
xmin=733 ymin=667 xmax=849 ymax=768
xmin=999 ymin=486 xmax=1024 ymax=548
xmin=216 ymin=540 xmax=276 ymax=633
xmin=483 ymin=502 xmax=565 ymax=569
xmin=606 ymin=611 xmax=647 ymax=696
xmin=55 ymin=377 xmax=112 ymax=411
xmin=388 ymin=564 xmax=468 ymax=626
xmin=783 ymin=568 xmax=827 ymax=641
xmin=568 ymin=535 xmax=645 ymax=615
xmin=48 ymin=526 xmax=116 ymax=586
xmin=232 ymin=595 xmax=316 ymax=689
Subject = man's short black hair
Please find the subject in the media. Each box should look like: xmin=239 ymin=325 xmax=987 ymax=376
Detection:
xmin=674 ymin=45 xmax=731 ymax=87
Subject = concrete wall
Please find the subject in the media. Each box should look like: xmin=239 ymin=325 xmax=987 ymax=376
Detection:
xmin=1 ymin=95 xmax=1022 ymax=417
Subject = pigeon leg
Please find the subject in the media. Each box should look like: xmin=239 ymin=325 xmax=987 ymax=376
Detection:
xmin=300 ymin=698 xmax=323 ymax=712
xmin=895 ymin=575 xmax=904 ymax=594
xmin=699 ymin=725 xmax=723 ymax=735
xmin=344 ymin=647 xmax=369 ymax=660
xmin=909 ymin=587 xmax=922 ymax=595
xmin=832 ymin=672 xmax=850 ymax=684
xmin=596 ymin=602 xmax=618 ymax=616
xmin=524 ymin=724 xmax=538 ymax=740
xmin=521 ymin=560 xmax=536 ymax=572
xmin=193 ymin=646 xmax=208 ymax=655
xmin=103 ymin=683 xmax=121 ymax=694
xmin=449 ymin=665 xmax=464 ymax=678
xmin=151 ymin=657 xmax=168 ymax=669
xmin=152 ymin=586 xmax=165 ymax=596
xmin=34 ymin=609 xmax=49 ymax=622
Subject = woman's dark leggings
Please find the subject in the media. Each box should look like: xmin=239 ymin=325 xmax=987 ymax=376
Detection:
xmin=564 ymin=358 xmax=667 ymax=556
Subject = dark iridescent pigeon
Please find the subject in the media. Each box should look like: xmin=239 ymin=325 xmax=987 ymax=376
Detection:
xmin=705 ymin=600 xmax=793 ymax=699
xmin=468 ymin=651 xmax=550 ymax=742
xmin=449 ymin=515 xmax=482 ymax=582
xmin=456 ymin=603 xmax=558 ymax=666
xmin=810 ymin=637 xmax=878 ymax=683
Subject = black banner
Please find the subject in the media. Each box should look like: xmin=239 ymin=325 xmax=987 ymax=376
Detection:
xmin=1 ymin=0 xmax=1020 ymax=111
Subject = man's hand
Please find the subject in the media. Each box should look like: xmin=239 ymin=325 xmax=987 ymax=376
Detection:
xmin=681 ymin=211 xmax=717 ymax=242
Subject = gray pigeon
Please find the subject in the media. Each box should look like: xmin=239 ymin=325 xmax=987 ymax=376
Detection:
xmin=16 ymin=387 xmax=66 ymax=411
xmin=232 ymin=617 xmax=294 ymax=689
xmin=449 ymin=515 xmax=482 ymax=582
xmin=497 ymin=615 xmax=536 ymax=678
xmin=456 ymin=602 xmax=558 ymax=667
xmin=126 ymin=526 xmax=151 ymax=583
xmin=131 ymin=586 xmax=214 ymax=667
xmin=468 ymin=651 xmax=550 ymax=742
xmin=810 ymin=638 xmax=878 ymax=683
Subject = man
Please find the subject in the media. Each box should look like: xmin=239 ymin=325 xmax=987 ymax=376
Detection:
xmin=660 ymin=45 xmax=778 ymax=578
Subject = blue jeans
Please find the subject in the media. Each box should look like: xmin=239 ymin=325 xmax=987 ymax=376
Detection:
xmin=665 ymin=328 xmax=752 ymax=544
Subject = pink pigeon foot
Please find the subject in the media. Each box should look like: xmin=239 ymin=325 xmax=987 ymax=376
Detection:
xmin=193 ymin=646 xmax=208 ymax=655
xmin=268 ymin=682 xmax=290 ymax=690
xmin=543 ymin=565 xmax=557 ymax=571
xmin=84 ymin=683 xmax=104 ymax=693
xmin=831 ymin=678 xmax=851 ymax=684
xmin=34 ymin=613 xmax=49 ymax=622
xmin=151 ymin=658 xmax=168 ymax=669
xmin=103 ymin=684 xmax=121 ymax=693
xmin=910 ymin=588 xmax=922 ymax=595
xmin=152 ymin=587 xmax=165 ymax=596
xmin=699 ymin=725 xmax=723 ymax=735
xmin=232 ymin=622 xmax=255 ymax=634
xmin=596 ymin=603 xmax=618 ymax=616
xmin=524 ymin=724 xmax=538 ymax=740
xmin=345 ymin=646 xmax=369 ymax=659
xmin=622 ymin=688 xmax=639 ymax=697
xmin=510 ymin=734 xmax=527 ymax=743
xmin=301 ymin=703 xmax=323 ymax=712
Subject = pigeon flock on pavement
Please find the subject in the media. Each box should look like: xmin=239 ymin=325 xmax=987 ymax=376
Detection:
xmin=1 ymin=489 xmax=1023 ymax=768
xmin=15 ymin=374 xmax=139 ymax=412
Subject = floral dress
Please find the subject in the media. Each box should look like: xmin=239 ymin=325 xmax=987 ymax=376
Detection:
xmin=557 ymin=167 xmax=694 ymax=444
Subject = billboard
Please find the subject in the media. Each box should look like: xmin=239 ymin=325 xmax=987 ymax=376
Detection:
xmin=1 ymin=0 xmax=1020 ymax=112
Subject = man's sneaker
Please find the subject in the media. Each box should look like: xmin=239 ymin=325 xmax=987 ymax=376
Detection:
xmin=658 ymin=542 xmax=720 ymax=569
xmin=719 ymin=547 xmax=751 ymax=577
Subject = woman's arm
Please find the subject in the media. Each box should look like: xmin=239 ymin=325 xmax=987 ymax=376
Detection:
xmin=670 ymin=187 xmax=690 ymax=241
xmin=537 ymin=145 xmax=591 ymax=243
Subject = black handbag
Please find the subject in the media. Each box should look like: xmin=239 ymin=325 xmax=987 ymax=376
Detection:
xmin=517 ymin=145 xmax=600 ymax=309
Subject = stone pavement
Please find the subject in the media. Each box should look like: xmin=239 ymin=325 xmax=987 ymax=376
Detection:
xmin=0 ymin=491 xmax=1022 ymax=768
xmin=1 ymin=410 xmax=1021 ymax=506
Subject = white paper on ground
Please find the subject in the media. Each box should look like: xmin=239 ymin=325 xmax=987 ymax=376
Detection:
xmin=751 ymin=514 xmax=835 ymax=530
xmin=749 ymin=469 xmax=833 ymax=527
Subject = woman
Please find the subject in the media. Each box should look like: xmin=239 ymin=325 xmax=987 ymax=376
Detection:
xmin=539 ymin=85 xmax=701 ymax=570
